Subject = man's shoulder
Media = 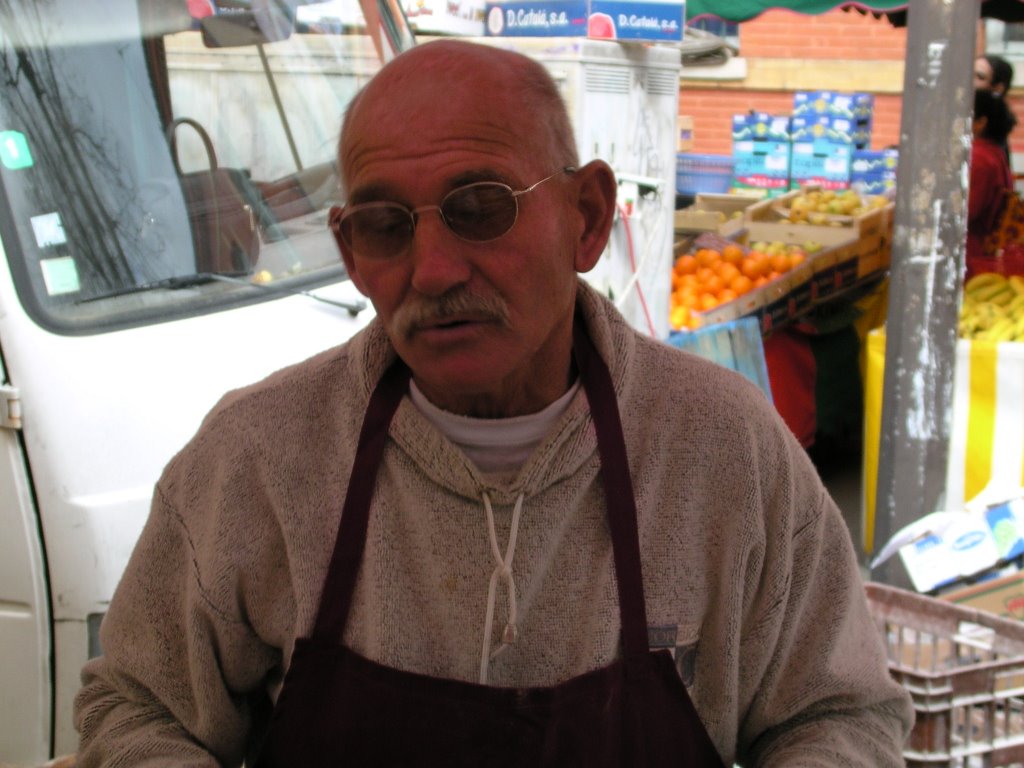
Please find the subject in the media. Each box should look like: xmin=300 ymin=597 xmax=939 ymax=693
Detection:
xmin=185 ymin=329 xmax=378 ymax=456
xmin=217 ymin=341 xmax=356 ymax=413
xmin=635 ymin=331 xmax=769 ymax=397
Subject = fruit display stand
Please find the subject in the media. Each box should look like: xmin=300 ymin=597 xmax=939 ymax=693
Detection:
xmin=669 ymin=190 xmax=895 ymax=451
xmin=670 ymin=214 xmax=890 ymax=336
xmin=668 ymin=232 xmax=812 ymax=334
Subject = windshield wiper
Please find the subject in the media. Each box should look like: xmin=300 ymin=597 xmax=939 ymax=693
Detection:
xmin=76 ymin=273 xmax=220 ymax=303
xmin=207 ymin=273 xmax=366 ymax=316
xmin=76 ymin=271 xmax=367 ymax=316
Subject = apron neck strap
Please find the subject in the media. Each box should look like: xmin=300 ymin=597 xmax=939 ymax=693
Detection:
xmin=571 ymin=311 xmax=651 ymax=659
xmin=313 ymin=358 xmax=411 ymax=639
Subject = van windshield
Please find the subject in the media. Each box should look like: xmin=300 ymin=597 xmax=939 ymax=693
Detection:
xmin=0 ymin=0 xmax=382 ymax=333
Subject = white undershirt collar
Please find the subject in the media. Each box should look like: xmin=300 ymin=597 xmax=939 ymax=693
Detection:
xmin=408 ymin=379 xmax=581 ymax=475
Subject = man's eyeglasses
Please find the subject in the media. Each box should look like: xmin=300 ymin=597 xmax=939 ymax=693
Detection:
xmin=329 ymin=167 xmax=576 ymax=260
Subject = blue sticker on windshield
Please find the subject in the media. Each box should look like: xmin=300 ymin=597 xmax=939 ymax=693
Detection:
xmin=0 ymin=130 xmax=33 ymax=170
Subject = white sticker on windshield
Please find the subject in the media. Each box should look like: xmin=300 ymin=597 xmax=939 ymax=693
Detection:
xmin=40 ymin=256 xmax=81 ymax=296
xmin=30 ymin=211 xmax=67 ymax=248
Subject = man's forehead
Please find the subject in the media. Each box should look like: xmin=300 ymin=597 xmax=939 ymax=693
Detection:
xmin=343 ymin=80 xmax=537 ymax=177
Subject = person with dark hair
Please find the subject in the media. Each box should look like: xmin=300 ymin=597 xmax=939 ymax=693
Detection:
xmin=968 ymin=88 xmax=1016 ymax=277
xmin=975 ymin=53 xmax=1018 ymax=167
xmin=976 ymin=53 xmax=1015 ymax=97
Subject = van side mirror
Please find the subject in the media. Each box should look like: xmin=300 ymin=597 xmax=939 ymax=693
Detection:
xmin=201 ymin=1 xmax=296 ymax=47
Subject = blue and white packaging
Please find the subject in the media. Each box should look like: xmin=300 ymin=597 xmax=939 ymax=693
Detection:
xmin=850 ymin=149 xmax=898 ymax=196
xmin=898 ymin=515 xmax=1001 ymax=593
xmin=484 ymin=0 xmax=685 ymax=41
xmin=790 ymin=141 xmax=851 ymax=191
xmin=851 ymin=148 xmax=898 ymax=175
xmin=731 ymin=114 xmax=791 ymax=197
xmin=793 ymin=90 xmax=874 ymax=121
xmin=872 ymin=495 xmax=1024 ymax=593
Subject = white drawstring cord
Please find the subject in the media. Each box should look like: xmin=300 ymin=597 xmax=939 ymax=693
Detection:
xmin=479 ymin=491 xmax=525 ymax=685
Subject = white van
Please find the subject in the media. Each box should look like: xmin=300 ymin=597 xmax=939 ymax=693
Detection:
xmin=0 ymin=3 xmax=383 ymax=761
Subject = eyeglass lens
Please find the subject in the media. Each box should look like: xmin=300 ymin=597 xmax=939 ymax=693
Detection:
xmin=340 ymin=182 xmax=519 ymax=259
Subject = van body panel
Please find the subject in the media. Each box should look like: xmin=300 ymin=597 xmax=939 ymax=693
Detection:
xmin=1 ymin=271 xmax=373 ymax=756
xmin=0 ymin=352 xmax=52 ymax=763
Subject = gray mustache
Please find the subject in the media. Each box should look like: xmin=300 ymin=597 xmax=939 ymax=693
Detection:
xmin=394 ymin=290 xmax=511 ymax=340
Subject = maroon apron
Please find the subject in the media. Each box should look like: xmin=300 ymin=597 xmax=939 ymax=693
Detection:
xmin=255 ymin=316 xmax=725 ymax=767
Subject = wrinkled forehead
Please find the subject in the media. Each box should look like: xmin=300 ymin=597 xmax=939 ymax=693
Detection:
xmin=340 ymin=44 xmax=547 ymax=180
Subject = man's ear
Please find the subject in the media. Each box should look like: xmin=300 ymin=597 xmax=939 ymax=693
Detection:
xmin=570 ymin=160 xmax=617 ymax=274
xmin=329 ymin=206 xmax=371 ymax=297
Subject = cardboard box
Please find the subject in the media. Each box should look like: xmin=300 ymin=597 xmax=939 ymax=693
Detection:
xmin=746 ymin=192 xmax=891 ymax=241
xmin=850 ymin=149 xmax=898 ymax=198
xmin=793 ymin=90 xmax=874 ymax=122
xmin=851 ymin=148 xmax=898 ymax=176
xmin=898 ymin=515 xmax=1002 ymax=593
xmin=484 ymin=0 xmax=685 ymax=41
xmin=945 ymin=571 xmax=1024 ymax=621
xmin=673 ymin=192 xmax=757 ymax=239
xmin=789 ymin=141 xmax=852 ymax=191
xmin=850 ymin=176 xmax=896 ymax=197
xmin=731 ymin=113 xmax=791 ymax=197
xmin=790 ymin=114 xmax=866 ymax=147
xmin=788 ymin=115 xmax=873 ymax=189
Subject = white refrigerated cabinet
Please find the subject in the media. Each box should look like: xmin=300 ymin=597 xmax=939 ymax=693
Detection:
xmin=476 ymin=38 xmax=681 ymax=339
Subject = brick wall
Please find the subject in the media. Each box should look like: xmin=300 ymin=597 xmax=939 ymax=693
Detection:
xmin=680 ymin=8 xmax=1024 ymax=162
xmin=739 ymin=7 xmax=907 ymax=60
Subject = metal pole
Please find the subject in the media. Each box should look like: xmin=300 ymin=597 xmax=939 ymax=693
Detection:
xmin=256 ymin=43 xmax=303 ymax=172
xmin=870 ymin=0 xmax=979 ymax=587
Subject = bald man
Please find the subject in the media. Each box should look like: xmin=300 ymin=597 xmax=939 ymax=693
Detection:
xmin=75 ymin=40 xmax=911 ymax=767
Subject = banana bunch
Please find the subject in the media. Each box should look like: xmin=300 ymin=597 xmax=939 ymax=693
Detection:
xmin=960 ymin=273 xmax=1024 ymax=341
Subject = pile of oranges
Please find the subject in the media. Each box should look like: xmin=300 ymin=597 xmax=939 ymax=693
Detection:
xmin=669 ymin=242 xmax=807 ymax=331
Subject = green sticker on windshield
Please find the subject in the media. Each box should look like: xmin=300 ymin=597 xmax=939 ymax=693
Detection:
xmin=40 ymin=256 xmax=81 ymax=296
xmin=0 ymin=130 xmax=33 ymax=170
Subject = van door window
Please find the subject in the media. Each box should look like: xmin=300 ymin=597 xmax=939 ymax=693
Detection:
xmin=0 ymin=0 xmax=380 ymax=334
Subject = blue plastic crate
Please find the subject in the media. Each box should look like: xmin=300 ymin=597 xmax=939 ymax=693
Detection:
xmin=666 ymin=316 xmax=772 ymax=401
xmin=676 ymin=152 xmax=734 ymax=195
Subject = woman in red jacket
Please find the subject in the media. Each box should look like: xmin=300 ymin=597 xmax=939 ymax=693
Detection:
xmin=967 ymin=88 xmax=1016 ymax=279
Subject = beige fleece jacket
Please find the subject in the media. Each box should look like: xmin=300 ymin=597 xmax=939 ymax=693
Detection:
xmin=75 ymin=281 xmax=913 ymax=766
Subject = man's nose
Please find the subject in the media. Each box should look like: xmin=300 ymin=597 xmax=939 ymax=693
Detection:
xmin=408 ymin=210 xmax=472 ymax=296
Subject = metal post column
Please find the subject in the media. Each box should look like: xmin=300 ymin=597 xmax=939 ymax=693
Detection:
xmin=870 ymin=0 xmax=979 ymax=587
